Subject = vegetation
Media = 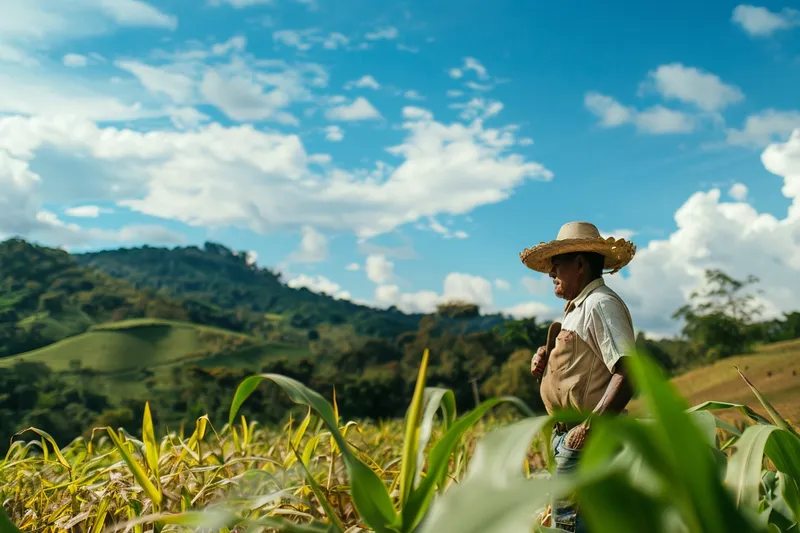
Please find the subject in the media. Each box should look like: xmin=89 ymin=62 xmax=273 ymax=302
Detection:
xmin=1 ymin=349 xmax=799 ymax=533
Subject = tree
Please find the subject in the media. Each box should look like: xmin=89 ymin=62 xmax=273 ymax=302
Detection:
xmin=672 ymin=269 xmax=764 ymax=360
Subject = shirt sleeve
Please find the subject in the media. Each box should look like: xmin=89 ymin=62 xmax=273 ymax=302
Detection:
xmin=587 ymin=295 xmax=636 ymax=373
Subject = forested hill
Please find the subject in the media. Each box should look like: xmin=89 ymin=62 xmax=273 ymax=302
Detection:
xmin=74 ymin=241 xmax=508 ymax=338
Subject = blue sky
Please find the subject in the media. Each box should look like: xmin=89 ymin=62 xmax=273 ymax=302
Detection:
xmin=2 ymin=0 xmax=800 ymax=336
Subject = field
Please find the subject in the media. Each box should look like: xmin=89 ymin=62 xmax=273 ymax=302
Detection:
xmin=665 ymin=338 xmax=800 ymax=425
xmin=1 ymin=348 xmax=799 ymax=533
xmin=0 ymin=318 xmax=311 ymax=398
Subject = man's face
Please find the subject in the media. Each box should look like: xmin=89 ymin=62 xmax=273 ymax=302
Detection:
xmin=549 ymin=254 xmax=582 ymax=300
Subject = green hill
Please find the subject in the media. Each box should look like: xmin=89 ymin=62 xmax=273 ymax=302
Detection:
xmin=75 ymin=242 xmax=509 ymax=339
xmin=0 ymin=317 xmax=311 ymax=399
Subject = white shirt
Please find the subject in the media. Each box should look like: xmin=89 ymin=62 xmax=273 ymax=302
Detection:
xmin=561 ymin=277 xmax=636 ymax=373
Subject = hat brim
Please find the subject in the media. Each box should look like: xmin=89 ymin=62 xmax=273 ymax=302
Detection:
xmin=520 ymin=237 xmax=636 ymax=274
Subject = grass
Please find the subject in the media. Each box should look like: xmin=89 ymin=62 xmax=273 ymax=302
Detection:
xmin=666 ymin=339 xmax=800 ymax=425
xmin=1 ymin=348 xmax=799 ymax=533
xmin=0 ymin=317 xmax=311 ymax=375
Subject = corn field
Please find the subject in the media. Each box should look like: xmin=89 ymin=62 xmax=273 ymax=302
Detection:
xmin=2 ymin=350 xmax=799 ymax=533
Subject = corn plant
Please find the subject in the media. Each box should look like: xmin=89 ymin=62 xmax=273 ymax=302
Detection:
xmin=1 ymin=348 xmax=799 ymax=533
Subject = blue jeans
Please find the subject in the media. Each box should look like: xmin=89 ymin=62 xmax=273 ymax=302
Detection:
xmin=551 ymin=430 xmax=589 ymax=533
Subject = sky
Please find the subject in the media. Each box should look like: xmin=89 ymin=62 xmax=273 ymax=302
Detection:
xmin=1 ymin=0 xmax=800 ymax=337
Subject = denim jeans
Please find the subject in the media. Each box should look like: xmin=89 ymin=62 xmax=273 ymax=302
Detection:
xmin=551 ymin=430 xmax=589 ymax=533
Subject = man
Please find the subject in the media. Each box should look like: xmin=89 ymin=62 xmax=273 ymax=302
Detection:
xmin=519 ymin=221 xmax=637 ymax=532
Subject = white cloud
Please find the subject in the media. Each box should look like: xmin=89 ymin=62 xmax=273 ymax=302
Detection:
xmin=345 ymin=75 xmax=380 ymax=90
xmin=505 ymin=301 xmax=559 ymax=321
xmin=345 ymin=262 xmax=360 ymax=271
xmin=732 ymin=5 xmax=800 ymax=37
xmin=584 ymin=92 xmax=695 ymax=134
xmin=65 ymin=205 xmax=113 ymax=218
xmin=245 ymin=250 xmax=258 ymax=265
xmin=519 ymin=138 xmax=534 ymax=146
xmin=287 ymin=274 xmax=352 ymax=300
xmin=273 ymin=29 xmax=317 ymax=51
xmin=607 ymin=128 xmax=800 ymax=336
xmin=211 ymin=36 xmax=247 ymax=56
xmin=324 ymin=125 xmax=344 ymax=142
xmin=402 ymin=106 xmax=433 ymax=120
xmin=599 ymin=228 xmax=636 ymax=240
xmin=584 ymin=92 xmax=633 ymax=127
xmin=115 ymin=60 xmax=195 ymax=103
xmin=494 ymin=279 xmax=510 ymax=290
xmin=450 ymin=98 xmax=504 ymax=121
xmin=726 ymin=109 xmax=800 ymax=147
xmin=642 ymin=63 xmax=744 ymax=112
xmin=404 ymin=90 xmax=425 ymax=101
xmin=397 ymin=44 xmax=419 ymax=53
xmin=63 ymin=54 xmax=89 ymax=68
xmin=325 ymin=97 xmax=382 ymax=121
xmin=522 ymin=275 xmax=553 ymax=297
xmin=365 ymin=254 xmax=394 ymax=284
xmin=448 ymin=68 xmax=463 ymax=79
xmin=200 ymin=68 xmax=297 ymax=124
xmin=463 ymin=57 xmax=489 ymax=80
xmin=447 ymin=90 xmax=464 ymax=98
xmin=375 ymin=272 xmax=494 ymax=314
xmin=0 ymin=106 xmax=550 ymax=241
xmin=729 ymin=182 xmax=749 ymax=201
xmin=286 ymin=226 xmax=328 ymax=263
xmin=323 ymin=33 xmax=349 ymax=49
xmin=365 ymin=27 xmax=399 ymax=40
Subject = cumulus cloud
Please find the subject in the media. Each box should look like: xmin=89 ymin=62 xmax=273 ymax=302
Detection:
xmin=584 ymin=92 xmax=695 ymax=134
xmin=324 ymin=96 xmax=382 ymax=121
xmin=285 ymin=226 xmax=328 ymax=263
xmin=324 ymin=125 xmax=344 ymax=142
xmin=65 ymin=205 xmax=113 ymax=218
xmin=729 ymin=183 xmax=749 ymax=201
xmin=375 ymin=272 xmax=494 ymax=313
xmin=731 ymin=4 xmax=800 ymax=37
xmin=0 ymin=100 xmax=550 ymax=240
xmin=725 ymin=109 xmax=800 ymax=147
xmin=365 ymin=254 xmax=394 ymax=284
xmin=641 ymin=63 xmax=744 ymax=112
xmin=608 ymin=129 xmax=800 ymax=336
xmin=345 ymin=75 xmax=380 ymax=90
xmin=494 ymin=279 xmax=510 ymax=290
xmin=287 ymin=274 xmax=352 ymax=300
xmin=345 ymin=262 xmax=360 ymax=271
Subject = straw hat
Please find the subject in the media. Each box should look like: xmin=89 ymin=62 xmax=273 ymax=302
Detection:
xmin=519 ymin=221 xmax=636 ymax=275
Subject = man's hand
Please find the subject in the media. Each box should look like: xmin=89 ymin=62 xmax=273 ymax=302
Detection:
xmin=564 ymin=423 xmax=589 ymax=449
xmin=530 ymin=346 xmax=548 ymax=379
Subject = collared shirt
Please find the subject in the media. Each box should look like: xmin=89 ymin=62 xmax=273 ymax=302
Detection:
xmin=560 ymin=277 xmax=635 ymax=374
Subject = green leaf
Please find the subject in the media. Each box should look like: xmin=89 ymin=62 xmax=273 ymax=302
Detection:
xmin=415 ymin=386 xmax=456 ymax=486
xmin=106 ymin=427 xmax=162 ymax=508
xmin=142 ymin=402 xmax=161 ymax=493
xmin=578 ymin=472 xmax=668 ymax=533
xmin=416 ymin=416 xmax=573 ymax=533
xmin=688 ymin=400 xmax=770 ymax=428
xmin=228 ymin=373 xmax=397 ymax=533
xmin=625 ymin=351 xmax=755 ymax=533
xmin=726 ymin=425 xmax=778 ymax=509
xmin=12 ymin=427 xmax=71 ymax=473
xmin=401 ymin=396 xmax=532 ymax=532
xmin=399 ymin=348 xmax=430 ymax=508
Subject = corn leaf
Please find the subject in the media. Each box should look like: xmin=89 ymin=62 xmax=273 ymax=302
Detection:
xmin=290 ymin=444 xmax=345 ymax=532
xmin=0 ymin=505 xmax=22 ymax=533
xmin=229 ymin=373 xmax=398 ymax=533
xmin=735 ymin=366 xmax=799 ymax=437
xmin=106 ymin=427 xmax=162 ymax=508
xmin=142 ymin=402 xmax=161 ymax=486
xmin=726 ymin=425 xmax=779 ymax=509
xmin=398 ymin=348 xmax=430 ymax=508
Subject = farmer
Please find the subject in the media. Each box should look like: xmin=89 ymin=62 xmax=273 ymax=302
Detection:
xmin=520 ymin=221 xmax=637 ymax=533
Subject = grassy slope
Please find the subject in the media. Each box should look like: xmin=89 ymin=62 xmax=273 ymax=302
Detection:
xmin=669 ymin=338 xmax=800 ymax=425
xmin=0 ymin=318 xmax=310 ymax=374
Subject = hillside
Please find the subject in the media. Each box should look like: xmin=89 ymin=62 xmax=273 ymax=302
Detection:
xmin=75 ymin=242 xmax=508 ymax=339
xmin=669 ymin=338 xmax=800 ymax=425
xmin=0 ymin=238 xmax=213 ymax=357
